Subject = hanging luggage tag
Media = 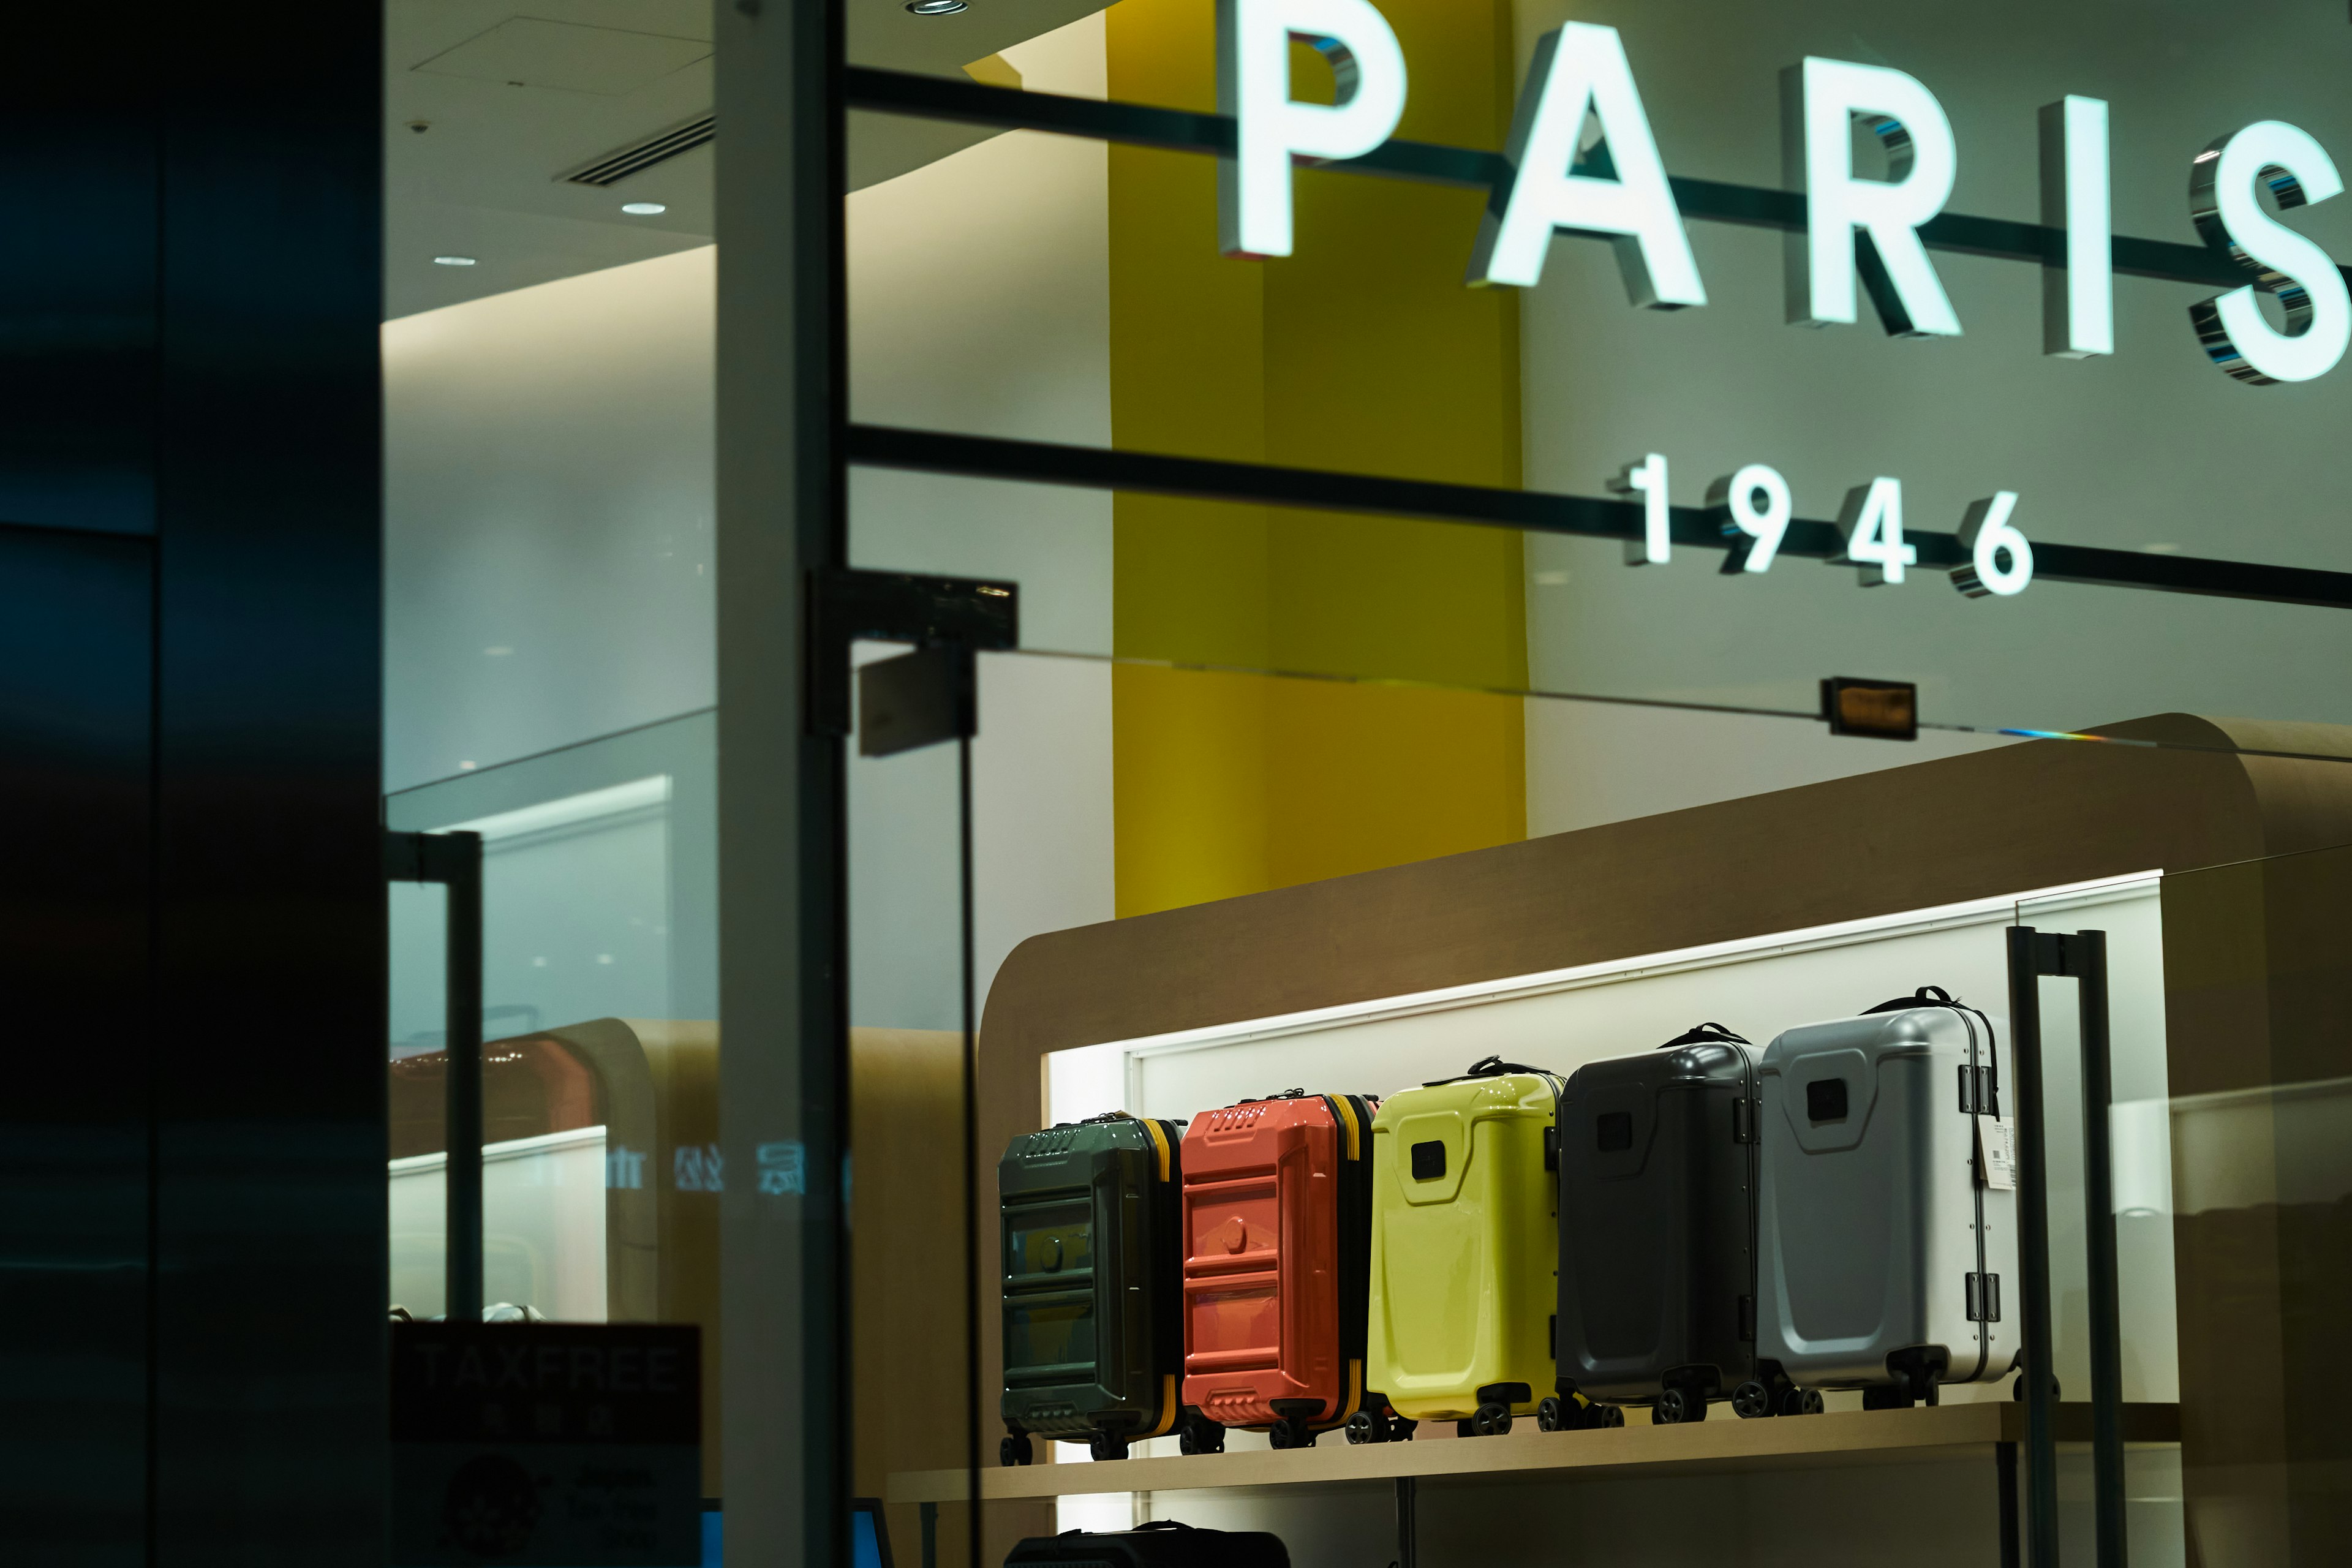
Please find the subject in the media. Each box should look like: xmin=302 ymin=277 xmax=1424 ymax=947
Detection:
xmin=1976 ymin=1114 xmax=2017 ymax=1190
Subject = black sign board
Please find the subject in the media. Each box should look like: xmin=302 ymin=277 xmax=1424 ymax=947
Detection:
xmin=391 ymin=1322 xmax=701 ymax=1567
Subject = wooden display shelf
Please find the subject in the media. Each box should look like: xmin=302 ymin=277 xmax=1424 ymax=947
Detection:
xmin=886 ymin=1401 xmax=2180 ymax=1504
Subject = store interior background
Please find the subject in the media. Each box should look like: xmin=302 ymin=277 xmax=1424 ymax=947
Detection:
xmin=384 ymin=0 xmax=2352 ymax=1046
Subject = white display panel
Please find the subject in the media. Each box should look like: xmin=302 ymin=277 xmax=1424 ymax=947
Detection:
xmin=1047 ymin=872 xmax=2174 ymax=1409
xmin=388 ymin=1125 xmax=610 ymax=1322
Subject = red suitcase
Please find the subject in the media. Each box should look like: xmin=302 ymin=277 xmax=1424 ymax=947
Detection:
xmin=1178 ymin=1090 xmax=1378 ymax=1450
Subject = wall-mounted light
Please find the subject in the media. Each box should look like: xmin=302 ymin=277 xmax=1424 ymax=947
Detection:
xmin=621 ymin=202 xmax=666 ymax=216
xmin=432 ymin=255 xmax=478 ymax=267
xmin=906 ymin=0 xmax=969 ymax=13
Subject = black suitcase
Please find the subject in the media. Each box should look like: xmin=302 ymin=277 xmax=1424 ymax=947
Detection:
xmin=1553 ymin=1023 xmax=1821 ymax=1425
xmin=999 ymin=1112 xmax=1185 ymax=1461
xmin=1006 ymin=1523 xmax=1288 ymax=1568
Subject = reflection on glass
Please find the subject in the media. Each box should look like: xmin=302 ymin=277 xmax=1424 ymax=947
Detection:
xmin=1007 ymin=1216 xmax=1093 ymax=1278
xmin=1005 ymin=1299 xmax=1096 ymax=1376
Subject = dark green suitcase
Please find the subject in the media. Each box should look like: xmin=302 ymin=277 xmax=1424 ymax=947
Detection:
xmin=1000 ymin=1112 xmax=1184 ymax=1463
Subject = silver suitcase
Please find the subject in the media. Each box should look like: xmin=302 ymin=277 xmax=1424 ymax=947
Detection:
xmin=1755 ymin=987 xmax=2019 ymax=1406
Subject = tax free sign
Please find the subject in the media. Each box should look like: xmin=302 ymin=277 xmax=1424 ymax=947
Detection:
xmin=1216 ymin=2 xmax=2349 ymax=597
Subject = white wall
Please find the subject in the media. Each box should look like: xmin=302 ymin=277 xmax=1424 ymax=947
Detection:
xmin=382 ymin=13 xmax=1119 ymax=1035
xmin=1508 ymin=0 xmax=2352 ymax=834
xmin=845 ymin=13 xmax=1118 ymax=1030
xmin=383 ymin=247 xmax=718 ymax=793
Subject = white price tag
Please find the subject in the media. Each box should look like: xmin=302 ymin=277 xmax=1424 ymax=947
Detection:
xmin=1977 ymin=1114 xmax=2016 ymax=1190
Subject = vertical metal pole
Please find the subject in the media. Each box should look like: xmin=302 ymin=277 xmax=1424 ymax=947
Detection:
xmin=1997 ymin=1441 xmax=2021 ymax=1568
xmin=957 ymin=720 xmax=982 ymax=1568
xmin=442 ymin=830 xmax=484 ymax=1322
xmin=815 ymin=1 xmax=851 ymax=1561
xmin=1393 ymin=1476 xmax=1416 ymax=1568
xmin=2074 ymin=930 xmax=2127 ymax=1568
xmin=712 ymin=0 xmax=848 ymax=1558
xmin=2005 ymin=926 xmax=2060 ymax=1568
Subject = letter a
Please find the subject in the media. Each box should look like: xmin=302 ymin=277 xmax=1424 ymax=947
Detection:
xmin=1468 ymin=22 xmax=1704 ymax=306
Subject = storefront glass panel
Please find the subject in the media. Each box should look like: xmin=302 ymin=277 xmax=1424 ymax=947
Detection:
xmin=375 ymin=2 xmax=2352 ymax=1566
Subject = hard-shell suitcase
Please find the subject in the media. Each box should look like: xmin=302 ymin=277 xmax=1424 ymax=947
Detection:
xmin=1005 ymin=1521 xmax=1289 ymax=1568
xmin=1178 ymin=1090 xmax=1377 ymax=1450
xmin=1556 ymin=1023 xmax=1818 ymax=1424
xmin=999 ymin=1112 xmax=1186 ymax=1462
xmin=1366 ymin=1057 xmax=1564 ymax=1439
xmin=1756 ymin=986 xmax=2021 ymax=1405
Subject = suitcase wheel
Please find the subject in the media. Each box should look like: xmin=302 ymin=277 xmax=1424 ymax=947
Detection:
xmin=1781 ymin=1389 xmax=1825 ymax=1417
xmin=1267 ymin=1417 xmax=1317 ymax=1449
xmin=1344 ymin=1411 xmax=1384 ymax=1445
xmin=1000 ymin=1433 xmax=1033 ymax=1467
xmin=1466 ymin=1401 xmax=1512 ymax=1437
xmin=1087 ymin=1431 xmax=1131 ymax=1462
xmin=1177 ymin=1409 xmax=1226 ymax=1456
xmin=1861 ymin=1384 xmax=1915 ymax=1411
xmin=1654 ymin=1387 xmax=1709 ymax=1424
xmin=1536 ymin=1395 xmax=1564 ymax=1433
xmin=1732 ymin=1381 xmax=1773 ymax=1419
xmin=1586 ymin=1403 xmax=1625 ymax=1430
xmin=1389 ymin=1414 xmax=1418 ymax=1442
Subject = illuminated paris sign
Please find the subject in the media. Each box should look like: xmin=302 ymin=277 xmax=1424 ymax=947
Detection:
xmin=1215 ymin=2 xmax=2352 ymax=597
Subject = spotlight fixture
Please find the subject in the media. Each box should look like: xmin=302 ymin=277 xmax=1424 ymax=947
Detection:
xmin=906 ymin=0 xmax=969 ymax=13
xmin=621 ymin=202 xmax=667 ymax=215
xmin=432 ymin=255 xmax=478 ymax=266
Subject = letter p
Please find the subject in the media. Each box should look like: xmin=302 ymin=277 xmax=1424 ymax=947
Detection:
xmin=1218 ymin=0 xmax=1409 ymax=258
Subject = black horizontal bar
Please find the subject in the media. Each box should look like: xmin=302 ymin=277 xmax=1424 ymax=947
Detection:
xmin=846 ymin=68 xmax=2274 ymax=293
xmin=846 ymin=423 xmax=2352 ymax=612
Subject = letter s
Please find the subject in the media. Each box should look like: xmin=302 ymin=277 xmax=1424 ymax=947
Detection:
xmin=2189 ymin=121 xmax=2352 ymax=385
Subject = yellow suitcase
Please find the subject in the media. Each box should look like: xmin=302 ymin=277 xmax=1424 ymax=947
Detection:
xmin=1365 ymin=1056 xmax=1563 ymax=1436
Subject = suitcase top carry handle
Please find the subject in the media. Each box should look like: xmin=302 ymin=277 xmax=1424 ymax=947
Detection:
xmin=1421 ymin=1054 xmax=1559 ymax=1086
xmin=1057 ymin=1523 xmax=1197 ymax=1537
xmin=1657 ymin=1022 xmax=1752 ymax=1049
xmin=1856 ymin=985 xmax=2002 ymax=1104
xmin=1863 ymin=984 xmax=1955 ymax=1014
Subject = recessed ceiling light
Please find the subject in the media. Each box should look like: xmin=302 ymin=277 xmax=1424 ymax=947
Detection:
xmin=907 ymin=0 xmax=968 ymax=13
xmin=621 ymin=202 xmax=667 ymax=216
xmin=433 ymin=255 xmax=478 ymax=267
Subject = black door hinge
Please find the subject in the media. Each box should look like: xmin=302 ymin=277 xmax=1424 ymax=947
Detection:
xmin=809 ymin=568 xmax=1018 ymax=749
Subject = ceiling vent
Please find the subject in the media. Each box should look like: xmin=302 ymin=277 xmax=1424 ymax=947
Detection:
xmin=561 ymin=114 xmax=714 ymax=187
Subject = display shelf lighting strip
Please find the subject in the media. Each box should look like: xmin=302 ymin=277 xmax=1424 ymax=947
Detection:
xmin=1093 ymin=870 xmax=2161 ymax=1063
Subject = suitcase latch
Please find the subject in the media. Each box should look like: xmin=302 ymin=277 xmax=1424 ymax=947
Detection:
xmin=1966 ymin=1272 xmax=2002 ymax=1323
xmin=1731 ymin=1097 xmax=1755 ymax=1144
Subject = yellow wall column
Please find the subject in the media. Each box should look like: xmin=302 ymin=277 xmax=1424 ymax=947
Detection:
xmin=1109 ymin=0 xmax=1526 ymax=916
